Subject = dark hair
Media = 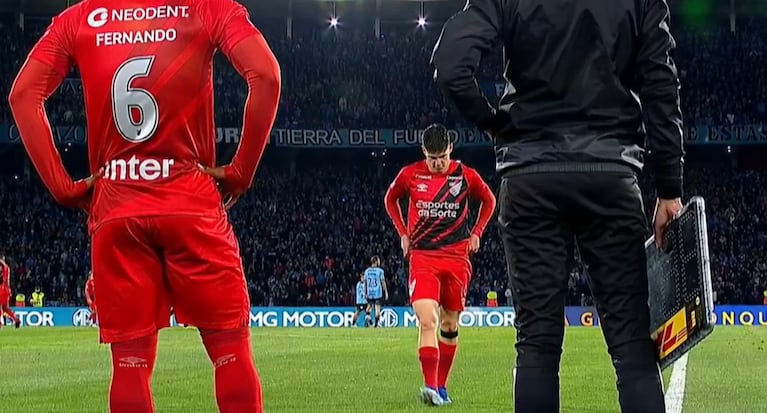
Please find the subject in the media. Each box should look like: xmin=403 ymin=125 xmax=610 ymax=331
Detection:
xmin=421 ymin=124 xmax=450 ymax=154
xmin=370 ymin=255 xmax=380 ymax=265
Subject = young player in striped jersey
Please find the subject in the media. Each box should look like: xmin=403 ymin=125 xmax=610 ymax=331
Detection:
xmin=384 ymin=124 xmax=496 ymax=406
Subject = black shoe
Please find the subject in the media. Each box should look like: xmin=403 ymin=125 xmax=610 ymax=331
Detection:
xmin=15 ymin=320 xmax=20 ymax=328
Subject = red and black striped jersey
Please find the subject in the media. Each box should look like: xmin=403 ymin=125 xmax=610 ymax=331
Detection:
xmin=385 ymin=160 xmax=494 ymax=251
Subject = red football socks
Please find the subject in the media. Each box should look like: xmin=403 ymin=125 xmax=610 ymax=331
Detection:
xmin=418 ymin=346 xmax=440 ymax=389
xmin=109 ymin=333 xmax=158 ymax=413
xmin=201 ymin=327 xmax=263 ymax=413
xmin=437 ymin=341 xmax=458 ymax=387
xmin=2 ymin=305 xmax=18 ymax=323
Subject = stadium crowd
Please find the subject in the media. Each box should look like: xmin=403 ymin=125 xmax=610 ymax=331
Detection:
xmin=0 ymin=12 xmax=766 ymax=309
xmin=1 ymin=15 xmax=766 ymax=128
xmin=1 ymin=154 xmax=766 ymax=308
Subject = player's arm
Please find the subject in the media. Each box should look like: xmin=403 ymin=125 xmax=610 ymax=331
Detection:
xmin=0 ymin=260 xmax=8 ymax=287
xmin=85 ymin=284 xmax=94 ymax=307
xmin=383 ymin=168 xmax=411 ymax=238
xmin=8 ymin=9 xmax=95 ymax=208
xmin=86 ymin=281 xmax=95 ymax=307
xmin=430 ymin=0 xmax=504 ymax=134
xmin=466 ymin=167 xmax=496 ymax=238
xmin=635 ymin=0 xmax=684 ymax=199
xmin=201 ymin=0 xmax=281 ymax=194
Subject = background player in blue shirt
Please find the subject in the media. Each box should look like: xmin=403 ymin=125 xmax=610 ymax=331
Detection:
xmin=352 ymin=273 xmax=368 ymax=327
xmin=364 ymin=256 xmax=388 ymax=327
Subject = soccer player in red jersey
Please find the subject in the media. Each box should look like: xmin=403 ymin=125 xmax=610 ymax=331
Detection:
xmin=8 ymin=1 xmax=280 ymax=412
xmin=85 ymin=271 xmax=97 ymax=324
xmin=0 ymin=255 xmax=21 ymax=329
xmin=384 ymin=124 xmax=496 ymax=406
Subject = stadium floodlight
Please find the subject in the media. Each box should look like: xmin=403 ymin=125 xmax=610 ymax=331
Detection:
xmin=417 ymin=17 xmax=427 ymax=27
xmin=330 ymin=17 xmax=339 ymax=27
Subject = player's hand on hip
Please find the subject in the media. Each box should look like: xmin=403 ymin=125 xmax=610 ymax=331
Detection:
xmin=68 ymin=167 xmax=103 ymax=210
xmin=469 ymin=234 xmax=481 ymax=254
xmin=401 ymin=235 xmax=410 ymax=258
xmin=81 ymin=167 xmax=103 ymax=188
xmin=199 ymin=164 xmax=243 ymax=211
xmin=653 ymin=198 xmax=683 ymax=249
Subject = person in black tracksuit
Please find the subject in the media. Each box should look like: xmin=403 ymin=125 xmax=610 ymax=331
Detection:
xmin=430 ymin=0 xmax=685 ymax=412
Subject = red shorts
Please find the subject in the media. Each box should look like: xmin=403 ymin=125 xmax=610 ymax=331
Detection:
xmin=0 ymin=289 xmax=9 ymax=307
xmin=91 ymin=214 xmax=251 ymax=344
xmin=408 ymin=249 xmax=472 ymax=312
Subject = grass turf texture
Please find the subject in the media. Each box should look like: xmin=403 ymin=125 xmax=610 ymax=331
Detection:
xmin=0 ymin=326 xmax=764 ymax=412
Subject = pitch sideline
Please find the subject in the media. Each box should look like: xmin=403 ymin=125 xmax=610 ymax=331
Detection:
xmin=664 ymin=353 xmax=689 ymax=413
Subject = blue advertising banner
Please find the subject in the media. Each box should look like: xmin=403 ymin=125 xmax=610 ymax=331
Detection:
xmin=247 ymin=306 xmax=517 ymax=328
xmin=1 ymin=123 xmax=764 ymax=147
xmin=2 ymin=306 xmax=766 ymax=328
xmin=562 ymin=305 xmax=767 ymax=327
xmin=0 ymin=306 xmax=515 ymax=328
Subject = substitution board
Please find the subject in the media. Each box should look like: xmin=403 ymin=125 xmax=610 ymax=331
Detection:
xmin=646 ymin=196 xmax=715 ymax=370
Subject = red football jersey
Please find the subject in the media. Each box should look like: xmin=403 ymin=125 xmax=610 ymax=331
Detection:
xmin=385 ymin=160 xmax=492 ymax=251
xmin=27 ymin=0 xmax=261 ymax=228
xmin=85 ymin=278 xmax=96 ymax=305
xmin=0 ymin=263 xmax=9 ymax=292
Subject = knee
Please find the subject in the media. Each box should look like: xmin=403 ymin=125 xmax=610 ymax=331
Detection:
xmin=516 ymin=346 xmax=562 ymax=370
xmin=440 ymin=315 xmax=459 ymax=333
xmin=200 ymin=327 xmax=249 ymax=346
xmin=418 ymin=315 xmax=439 ymax=332
xmin=515 ymin=330 xmax=564 ymax=369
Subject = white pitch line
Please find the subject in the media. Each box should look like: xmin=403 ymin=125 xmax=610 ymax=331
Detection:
xmin=665 ymin=353 xmax=689 ymax=413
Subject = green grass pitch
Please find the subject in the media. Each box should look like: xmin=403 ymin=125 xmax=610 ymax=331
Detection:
xmin=0 ymin=326 xmax=764 ymax=412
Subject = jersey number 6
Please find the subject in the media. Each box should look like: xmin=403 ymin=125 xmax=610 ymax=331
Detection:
xmin=111 ymin=56 xmax=159 ymax=144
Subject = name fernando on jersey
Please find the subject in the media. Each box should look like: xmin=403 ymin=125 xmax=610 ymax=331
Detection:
xmin=87 ymin=5 xmax=190 ymax=47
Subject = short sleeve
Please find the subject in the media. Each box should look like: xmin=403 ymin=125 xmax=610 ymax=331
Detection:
xmin=28 ymin=5 xmax=79 ymax=77
xmin=200 ymin=0 xmax=262 ymax=56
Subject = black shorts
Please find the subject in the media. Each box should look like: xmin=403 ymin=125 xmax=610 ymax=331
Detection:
xmin=356 ymin=304 xmax=366 ymax=311
xmin=368 ymin=298 xmax=381 ymax=305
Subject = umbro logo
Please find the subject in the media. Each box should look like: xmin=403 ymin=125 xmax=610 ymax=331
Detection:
xmin=118 ymin=357 xmax=148 ymax=368
xmin=416 ymin=183 xmax=429 ymax=192
xmin=214 ymin=354 xmax=237 ymax=369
